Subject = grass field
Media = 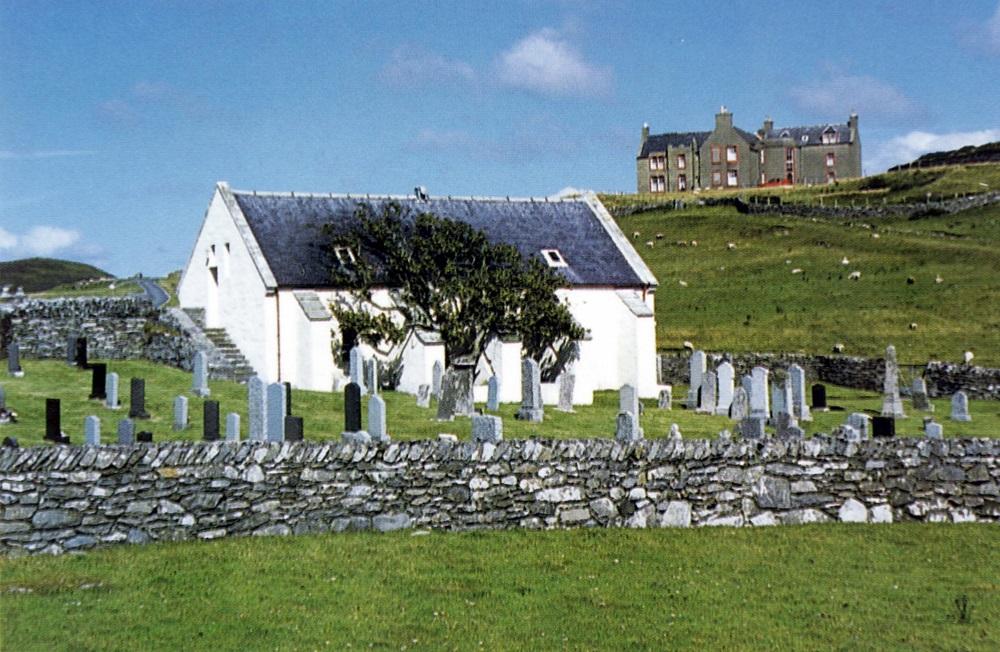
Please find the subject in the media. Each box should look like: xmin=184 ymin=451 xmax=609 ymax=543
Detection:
xmin=615 ymin=202 xmax=1000 ymax=364
xmin=30 ymin=278 xmax=142 ymax=299
xmin=2 ymin=360 xmax=997 ymax=447
xmin=1 ymin=524 xmax=997 ymax=650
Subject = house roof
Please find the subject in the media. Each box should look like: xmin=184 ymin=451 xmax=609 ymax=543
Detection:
xmin=224 ymin=188 xmax=657 ymax=290
xmin=639 ymin=131 xmax=710 ymax=157
xmin=765 ymin=123 xmax=850 ymax=146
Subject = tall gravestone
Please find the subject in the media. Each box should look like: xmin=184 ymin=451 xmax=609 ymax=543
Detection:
xmin=283 ymin=382 xmax=292 ymax=416
xmin=697 ymin=371 xmax=717 ymax=415
xmin=349 ymin=347 xmax=366 ymax=393
xmin=368 ymin=394 xmax=388 ymax=443
xmin=45 ymin=398 xmax=63 ymax=442
xmin=950 ymin=392 xmax=971 ymax=422
xmin=615 ymin=411 xmax=641 ymax=442
xmin=129 ymin=378 xmax=150 ymax=419
xmin=192 ymin=351 xmax=211 ymax=397
xmin=364 ymin=358 xmax=378 ymax=396
xmin=658 ymin=386 xmax=672 ymax=410
xmin=911 ymin=377 xmax=933 ymax=411
xmin=431 ymin=360 xmax=443 ymax=399
xmin=66 ymin=335 xmax=77 ymax=365
xmin=416 ymin=384 xmax=431 ymax=409
xmin=7 ymin=343 xmax=23 ymax=377
xmin=248 ymin=376 xmax=267 ymax=441
xmin=343 ymin=382 xmax=364 ymax=434
xmin=770 ymin=381 xmax=785 ymax=420
xmin=0 ymin=385 xmax=5 ymax=411
xmin=782 ymin=377 xmax=795 ymax=420
xmin=619 ymin=383 xmax=639 ymax=419
xmin=74 ymin=337 xmax=88 ymax=369
xmin=266 ymin=382 xmax=286 ymax=441
xmin=714 ymin=362 xmax=734 ymax=416
xmin=203 ymin=400 xmax=220 ymax=441
xmin=872 ymin=416 xmax=895 ymax=438
xmin=88 ymin=363 xmax=107 ymax=400
xmin=486 ymin=376 xmax=500 ymax=411
xmin=811 ymin=383 xmax=828 ymax=411
xmin=750 ymin=367 xmax=769 ymax=419
xmin=881 ymin=345 xmax=905 ymax=418
xmin=515 ymin=358 xmax=544 ymax=422
xmin=788 ymin=364 xmax=811 ymax=421
xmin=284 ymin=416 xmax=304 ymax=442
xmin=105 ymin=372 xmax=120 ymax=409
xmin=84 ymin=416 xmax=100 ymax=446
xmin=687 ymin=351 xmax=706 ymax=409
xmin=741 ymin=374 xmax=753 ymax=403
xmin=117 ymin=418 xmax=134 ymax=445
xmin=729 ymin=387 xmax=749 ymax=420
xmin=173 ymin=395 xmax=188 ymax=431
xmin=557 ymin=372 xmax=575 ymax=413
xmin=226 ymin=413 xmax=241 ymax=442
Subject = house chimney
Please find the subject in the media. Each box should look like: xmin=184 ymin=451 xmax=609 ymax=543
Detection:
xmin=763 ymin=116 xmax=773 ymax=135
xmin=641 ymin=122 xmax=650 ymax=144
xmin=715 ymin=106 xmax=733 ymax=130
xmin=848 ymin=112 xmax=859 ymax=142
xmin=414 ymin=186 xmax=429 ymax=201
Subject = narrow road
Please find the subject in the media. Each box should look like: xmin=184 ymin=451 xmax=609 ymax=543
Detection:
xmin=137 ymin=278 xmax=169 ymax=308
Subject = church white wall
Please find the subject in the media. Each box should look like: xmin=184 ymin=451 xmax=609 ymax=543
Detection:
xmin=396 ymin=335 xmax=444 ymax=395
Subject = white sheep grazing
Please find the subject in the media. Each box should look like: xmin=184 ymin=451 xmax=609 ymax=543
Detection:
xmin=909 ymin=322 xmax=918 ymax=330
xmin=690 ymin=240 xmax=698 ymax=247
xmin=682 ymin=340 xmax=694 ymax=351
xmin=727 ymin=242 xmax=736 ymax=250
xmin=848 ymin=271 xmax=862 ymax=280
xmin=832 ymin=343 xmax=845 ymax=353
xmin=964 ymin=351 xmax=974 ymax=364
xmin=935 ymin=275 xmax=944 ymax=284
xmin=646 ymin=241 xmax=654 ymax=248
xmin=656 ymin=233 xmax=664 ymax=239
xmin=841 ymin=256 xmax=849 ymax=265
xmin=792 ymin=268 xmax=803 ymax=274
xmin=872 ymin=233 xmax=880 ymax=239
xmin=678 ymin=280 xmax=688 ymax=287
xmin=633 ymin=231 xmax=640 ymax=239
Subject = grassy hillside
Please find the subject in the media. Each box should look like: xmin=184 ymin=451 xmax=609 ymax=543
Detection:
xmin=0 ymin=257 xmax=111 ymax=293
xmin=889 ymin=140 xmax=1000 ymax=170
xmin=617 ymin=202 xmax=1000 ymax=364
xmin=2 ymin=525 xmax=997 ymax=650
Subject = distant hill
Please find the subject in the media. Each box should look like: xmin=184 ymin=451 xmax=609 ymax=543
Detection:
xmin=0 ymin=257 xmax=111 ymax=293
xmin=889 ymin=141 xmax=1000 ymax=171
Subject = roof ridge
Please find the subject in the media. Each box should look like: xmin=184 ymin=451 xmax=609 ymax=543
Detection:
xmin=228 ymin=188 xmax=585 ymax=203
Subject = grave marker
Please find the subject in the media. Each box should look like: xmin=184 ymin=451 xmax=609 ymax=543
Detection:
xmin=248 ymin=376 xmax=267 ymax=441
xmin=788 ymin=364 xmax=811 ymax=421
xmin=45 ymin=398 xmax=66 ymax=443
xmin=349 ymin=346 xmax=366 ymax=392
xmin=515 ymin=358 xmax=544 ymax=422
xmin=65 ymin=335 xmax=77 ymax=365
xmin=615 ymin=411 xmax=641 ymax=442
xmin=880 ymin=345 xmax=905 ymax=417
xmin=697 ymin=371 xmax=717 ymax=414
xmin=687 ymin=350 xmax=706 ymax=408
xmin=416 ymin=384 xmax=431 ymax=408
xmin=749 ymin=367 xmax=769 ymax=419
xmin=129 ymin=378 xmax=150 ymax=419
xmin=105 ymin=372 xmax=120 ymax=409
xmin=925 ymin=421 xmax=943 ymax=439
xmin=203 ymin=400 xmax=220 ymax=441
xmin=658 ymin=386 xmax=672 ymax=410
xmin=729 ymin=387 xmax=749 ymax=420
xmin=283 ymin=381 xmax=292 ymax=416
xmin=811 ymin=383 xmax=828 ymax=411
xmin=7 ymin=343 xmax=23 ymax=377
xmin=911 ymin=377 xmax=933 ymax=411
xmin=225 ymin=413 xmax=241 ymax=442
xmin=137 ymin=431 xmax=153 ymax=443
xmin=84 ymin=416 xmax=100 ymax=446
xmin=88 ymin=363 xmax=107 ymax=400
xmin=266 ymin=383 xmax=286 ymax=441
xmin=486 ymin=376 xmax=500 ymax=411
xmin=715 ymin=362 xmax=734 ymax=416
xmin=192 ymin=351 xmax=210 ymax=397
xmin=368 ymin=394 xmax=388 ymax=443
xmin=74 ymin=337 xmax=88 ymax=369
xmin=364 ymin=358 xmax=378 ymax=395
xmin=950 ymin=391 xmax=971 ymax=422
xmin=471 ymin=414 xmax=503 ymax=443
xmin=739 ymin=416 xmax=766 ymax=439
xmin=117 ymin=418 xmax=134 ymax=445
xmin=846 ymin=412 xmax=871 ymax=439
xmin=284 ymin=416 xmax=304 ymax=442
xmin=872 ymin=416 xmax=895 ymax=438
xmin=173 ymin=396 xmax=188 ymax=431
xmin=431 ymin=360 xmax=443 ymax=398
xmin=557 ymin=372 xmax=575 ymax=413
xmin=343 ymin=382 xmax=363 ymax=433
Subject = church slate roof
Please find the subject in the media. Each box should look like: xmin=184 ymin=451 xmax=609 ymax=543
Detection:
xmin=765 ymin=123 xmax=850 ymax=145
xmin=639 ymin=131 xmax=710 ymax=157
xmin=229 ymin=191 xmax=655 ymax=290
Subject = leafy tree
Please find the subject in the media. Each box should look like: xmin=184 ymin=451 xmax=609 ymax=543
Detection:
xmin=322 ymin=202 xmax=584 ymax=372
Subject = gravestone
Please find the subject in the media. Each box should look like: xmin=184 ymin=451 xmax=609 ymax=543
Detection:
xmin=487 ymin=376 xmax=500 ymax=411
xmin=437 ymin=366 xmax=475 ymax=420
xmin=788 ymin=364 xmax=811 ymax=421
xmin=471 ymin=414 xmax=503 ymax=443
xmin=105 ymin=372 xmax=120 ymax=409
xmin=770 ymin=381 xmax=785 ymax=420
xmin=173 ymin=396 xmax=188 ymax=431
xmin=739 ymin=416 xmax=766 ymax=439
xmin=774 ymin=412 xmax=799 ymax=439
xmin=137 ymin=431 xmax=153 ymax=443
xmin=248 ymin=376 xmax=267 ymax=441
xmin=436 ymin=374 xmax=457 ymax=421
xmin=283 ymin=381 xmax=292 ymax=416
xmin=687 ymin=350 xmax=706 ymax=409
xmin=74 ymin=337 xmax=88 ymax=369
xmin=837 ymin=424 xmax=861 ymax=442
xmin=880 ymin=345 xmax=905 ymax=418
xmin=66 ymin=335 xmax=77 ymax=365
xmin=715 ymin=362 xmax=734 ymax=416
xmin=925 ymin=420 xmax=943 ymax=439
xmin=45 ymin=398 xmax=66 ymax=443
xmin=88 ymin=363 xmax=107 ymax=400
xmin=368 ymin=394 xmax=389 ymax=443
xmin=416 ymin=384 xmax=431 ymax=408
xmin=846 ymin=412 xmax=871 ymax=439
xmin=225 ymin=413 xmax=240 ymax=442
xmin=284 ymin=416 xmax=304 ymax=442
xmin=117 ymin=418 xmax=134 ymax=445
xmin=729 ymin=387 xmax=749 ymax=420
xmin=515 ymin=358 xmax=544 ymax=422
xmin=0 ymin=385 xmax=4 ymax=410
xmin=872 ymin=416 xmax=895 ymax=438
xmin=364 ymin=358 xmax=378 ymax=395
xmin=266 ymin=382 xmax=286 ymax=441
xmin=782 ymin=377 xmax=795 ymax=420
xmin=658 ymin=386 xmax=672 ymax=410
xmin=811 ymin=384 xmax=828 ymax=411
xmin=749 ymin=367 xmax=769 ymax=419
xmin=615 ymin=411 xmax=641 ymax=442
xmin=618 ymin=384 xmax=642 ymax=438
xmin=7 ymin=343 xmax=23 ymax=377
xmin=911 ymin=378 xmax=933 ymax=411
xmin=741 ymin=374 xmax=753 ymax=403
xmin=431 ymin=360 xmax=443 ymax=399
xmin=557 ymin=372 xmax=575 ymax=413
xmin=349 ymin=347 xmax=366 ymax=392
xmin=668 ymin=423 xmax=682 ymax=441
xmin=697 ymin=371 xmax=717 ymax=414
xmin=203 ymin=400 xmax=220 ymax=441
xmin=191 ymin=351 xmax=211 ymax=397
xmin=84 ymin=415 xmax=100 ymax=446
xmin=950 ymin=392 xmax=971 ymax=422
xmin=343 ymin=382 xmax=363 ymax=433
xmin=129 ymin=378 xmax=150 ymax=419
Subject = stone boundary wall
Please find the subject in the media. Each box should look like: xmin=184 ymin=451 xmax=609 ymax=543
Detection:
xmin=657 ymin=352 xmax=1000 ymax=400
xmin=1 ymin=437 xmax=997 ymax=555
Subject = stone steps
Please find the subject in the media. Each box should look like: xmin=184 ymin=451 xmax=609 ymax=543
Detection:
xmin=200 ymin=327 xmax=255 ymax=383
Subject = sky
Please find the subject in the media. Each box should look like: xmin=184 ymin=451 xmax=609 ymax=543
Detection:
xmin=1 ymin=0 xmax=999 ymax=277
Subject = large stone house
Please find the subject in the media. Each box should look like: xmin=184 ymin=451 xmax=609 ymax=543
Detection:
xmin=637 ymin=107 xmax=861 ymax=192
xmin=177 ymin=183 xmax=661 ymax=402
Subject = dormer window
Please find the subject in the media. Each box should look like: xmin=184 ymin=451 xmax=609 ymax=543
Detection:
xmin=541 ymin=249 xmax=567 ymax=268
xmin=801 ymin=135 xmax=809 ymax=143
xmin=780 ymin=130 xmax=790 ymax=138
xmin=334 ymin=246 xmax=357 ymax=265
xmin=822 ymin=128 xmax=838 ymax=144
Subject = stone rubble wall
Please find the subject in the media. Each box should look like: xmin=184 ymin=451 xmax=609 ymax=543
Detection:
xmin=658 ymin=352 xmax=1000 ymax=400
xmin=1 ymin=437 xmax=997 ymax=555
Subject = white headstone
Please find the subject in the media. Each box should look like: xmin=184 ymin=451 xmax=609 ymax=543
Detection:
xmin=615 ymin=411 xmax=641 ymax=442
xmin=368 ymin=394 xmax=388 ymax=443
xmin=846 ymin=412 xmax=871 ymax=439
xmin=788 ymin=364 xmax=811 ymax=421
xmin=697 ymin=371 xmax=717 ymax=414
xmin=668 ymin=423 xmax=682 ymax=440
xmin=431 ymin=360 xmax=443 ymax=398
xmin=349 ymin=347 xmax=366 ymax=392
xmin=192 ymin=351 xmax=211 ymax=397
xmin=248 ymin=376 xmax=267 ymax=441
xmin=416 ymin=384 xmax=431 ymax=408
xmin=266 ymin=382 xmax=286 ymax=441
xmin=949 ymin=391 xmax=971 ymax=422
xmin=881 ymin=345 xmax=905 ymax=417
xmin=557 ymin=372 xmax=575 ymax=413
xmin=105 ymin=372 xmax=120 ymax=410
xmin=687 ymin=350 xmax=706 ymax=408
xmin=729 ymin=387 xmax=749 ymax=420
xmin=173 ymin=395 xmax=188 ymax=431
xmin=84 ymin=415 xmax=100 ymax=446
xmin=471 ymin=414 xmax=503 ymax=443
xmin=715 ymin=362 xmax=735 ymax=416
xmin=516 ymin=358 xmax=543 ymax=422
xmin=225 ymin=412 xmax=241 ymax=441
xmin=750 ymin=367 xmax=769 ymax=419
xmin=924 ymin=421 xmax=943 ymax=439
xmin=658 ymin=386 xmax=672 ymax=410
xmin=487 ymin=376 xmax=500 ymax=411
xmin=911 ymin=377 xmax=933 ymax=411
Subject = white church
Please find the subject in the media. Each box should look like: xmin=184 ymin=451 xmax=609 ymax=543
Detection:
xmin=177 ymin=182 xmax=660 ymax=403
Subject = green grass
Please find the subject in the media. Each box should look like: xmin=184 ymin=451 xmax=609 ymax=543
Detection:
xmin=0 ymin=257 xmax=110 ymax=293
xmin=1 ymin=525 xmax=998 ymax=650
xmin=31 ymin=278 xmax=141 ymax=299
xmin=617 ymin=204 xmax=1000 ymax=364
xmin=2 ymin=360 xmax=998 ymax=447
xmin=158 ymin=269 xmax=181 ymax=307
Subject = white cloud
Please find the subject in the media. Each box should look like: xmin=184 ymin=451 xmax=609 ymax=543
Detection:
xmin=0 ymin=149 xmax=94 ymax=160
xmin=866 ymin=128 xmax=1000 ymax=172
xmin=497 ymin=28 xmax=612 ymax=97
xmin=380 ymin=46 xmax=476 ymax=87
xmin=789 ymin=74 xmax=917 ymax=119
xmin=0 ymin=225 xmax=81 ymax=257
xmin=959 ymin=2 xmax=1000 ymax=55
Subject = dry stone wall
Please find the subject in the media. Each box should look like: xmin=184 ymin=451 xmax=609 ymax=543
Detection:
xmin=2 ymin=436 xmax=997 ymax=555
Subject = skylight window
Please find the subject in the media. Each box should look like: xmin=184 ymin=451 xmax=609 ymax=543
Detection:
xmin=541 ymin=249 xmax=567 ymax=268
xmin=334 ymin=246 xmax=357 ymax=265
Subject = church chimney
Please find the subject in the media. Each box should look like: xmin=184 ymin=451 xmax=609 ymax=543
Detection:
xmin=715 ymin=106 xmax=733 ymax=130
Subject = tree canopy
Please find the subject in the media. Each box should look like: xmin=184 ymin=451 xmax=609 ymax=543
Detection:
xmin=322 ymin=202 xmax=584 ymax=370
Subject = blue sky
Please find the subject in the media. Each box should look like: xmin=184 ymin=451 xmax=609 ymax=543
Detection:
xmin=2 ymin=0 xmax=999 ymax=276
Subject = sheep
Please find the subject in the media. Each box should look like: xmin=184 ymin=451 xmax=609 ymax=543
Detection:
xmin=632 ymin=231 xmax=640 ymax=239
xmin=682 ymin=341 xmax=694 ymax=351
xmin=690 ymin=240 xmax=698 ymax=247
xmin=906 ymin=276 xmax=915 ymax=285
xmin=935 ymin=275 xmax=944 ymax=284
xmin=678 ymin=280 xmax=688 ymax=287
xmin=840 ymin=257 xmax=849 ymax=265
xmin=655 ymin=233 xmax=664 ymax=240
xmin=872 ymin=233 xmax=880 ymax=239
xmin=964 ymin=351 xmax=974 ymax=364
xmin=727 ymin=242 xmax=736 ymax=250
xmin=791 ymin=268 xmax=803 ymax=274
xmin=832 ymin=343 xmax=845 ymax=353
xmin=909 ymin=322 xmax=918 ymax=330
xmin=646 ymin=241 xmax=654 ymax=248
xmin=848 ymin=271 xmax=862 ymax=280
